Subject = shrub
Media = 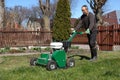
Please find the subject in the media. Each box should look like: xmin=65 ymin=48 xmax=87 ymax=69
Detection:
xmin=9 ymin=49 xmax=24 ymax=53
xmin=31 ymin=47 xmax=41 ymax=52
xmin=0 ymin=47 xmax=10 ymax=54
xmin=44 ymin=47 xmax=51 ymax=51
xmin=52 ymin=0 xmax=71 ymax=41
xmin=70 ymin=46 xmax=79 ymax=49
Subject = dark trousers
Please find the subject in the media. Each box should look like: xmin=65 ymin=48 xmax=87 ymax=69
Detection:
xmin=87 ymin=30 xmax=98 ymax=59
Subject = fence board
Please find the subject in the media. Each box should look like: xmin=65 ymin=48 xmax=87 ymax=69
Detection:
xmin=0 ymin=30 xmax=52 ymax=48
xmin=72 ymin=34 xmax=88 ymax=44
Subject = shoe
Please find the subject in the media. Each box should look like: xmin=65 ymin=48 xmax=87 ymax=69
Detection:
xmin=89 ymin=57 xmax=97 ymax=62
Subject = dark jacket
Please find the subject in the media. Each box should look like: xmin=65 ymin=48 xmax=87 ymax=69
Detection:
xmin=75 ymin=12 xmax=97 ymax=32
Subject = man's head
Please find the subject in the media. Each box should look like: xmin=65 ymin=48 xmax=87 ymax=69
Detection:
xmin=81 ymin=5 xmax=89 ymax=15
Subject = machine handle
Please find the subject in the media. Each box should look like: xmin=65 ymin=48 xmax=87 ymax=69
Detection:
xmin=68 ymin=31 xmax=84 ymax=42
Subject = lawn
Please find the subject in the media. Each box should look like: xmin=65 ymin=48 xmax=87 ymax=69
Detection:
xmin=0 ymin=50 xmax=120 ymax=80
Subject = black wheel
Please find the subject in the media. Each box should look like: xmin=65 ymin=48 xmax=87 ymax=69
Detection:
xmin=67 ymin=58 xmax=75 ymax=68
xmin=46 ymin=60 xmax=57 ymax=71
xmin=30 ymin=58 xmax=37 ymax=66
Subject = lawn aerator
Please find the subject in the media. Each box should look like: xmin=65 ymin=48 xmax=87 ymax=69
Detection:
xmin=30 ymin=30 xmax=89 ymax=71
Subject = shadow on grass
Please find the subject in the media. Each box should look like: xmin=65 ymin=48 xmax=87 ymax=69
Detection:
xmin=68 ymin=55 xmax=90 ymax=60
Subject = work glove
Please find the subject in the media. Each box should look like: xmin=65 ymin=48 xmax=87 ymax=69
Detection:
xmin=72 ymin=30 xmax=76 ymax=33
xmin=85 ymin=28 xmax=90 ymax=34
xmin=71 ymin=28 xmax=76 ymax=33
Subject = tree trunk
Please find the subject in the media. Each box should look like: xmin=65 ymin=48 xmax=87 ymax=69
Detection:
xmin=43 ymin=15 xmax=50 ymax=31
xmin=39 ymin=0 xmax=51 ymax=31
xmin=41 ymin=15 xmax=51 ymax=43
xmin=95 ymin=8 xmax=103 ymax=26
xmin=0 ymin=0 xmax=5 ymax=28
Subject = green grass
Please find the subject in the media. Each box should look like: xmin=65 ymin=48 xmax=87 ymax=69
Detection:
xmin=0 ymin=51 xmax=120 ymax=80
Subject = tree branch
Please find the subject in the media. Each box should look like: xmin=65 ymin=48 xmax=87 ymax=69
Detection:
xmin=39 ymin=0 xmax=51 ymax=16
xmin=90 ymin=0 xmax=94 ymax=9
xmin=39 ymin=0 xmax=45 ymax=14
xmin=86 ymin=0 xmax=94 ymax=9
xmin=86 ymin=0 xmax=90 ymax=4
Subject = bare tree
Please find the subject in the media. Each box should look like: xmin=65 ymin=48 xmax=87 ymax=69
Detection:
xmin=5 ymin=6 xmax=34 ymax=29
xmin=0 ymin=0 xmax=5 ymax=28
xmin=12 ymin=6 xmax=32 ymax=25
xmin=31 ymin=6 xmax=42 ymax=18
xmin=5 ymin=7 xmax=14 ymax=28
xmin=39 ymin=0 xmax=51 ymax=31
xmin=50 ymin=0 xmax=58 ymax=18
xmin=39 ymin=0 xmax=58 ymax=31
xmin=86 ymin=0 xmax=108 ymax=26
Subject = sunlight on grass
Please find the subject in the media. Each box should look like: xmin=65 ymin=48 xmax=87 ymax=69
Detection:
xmin=0 ymin=51 xmax=120 ymax=80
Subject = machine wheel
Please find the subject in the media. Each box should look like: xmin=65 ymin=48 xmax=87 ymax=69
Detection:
xmin=46 ymin=60 xmax=57 ymax=71
xmin=67 ymin=58 xmax=75 ymax=68
xmin=30 ymin=58 xmax=37 ymax=66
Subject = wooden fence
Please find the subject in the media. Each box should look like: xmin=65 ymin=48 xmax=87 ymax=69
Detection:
xmin=98 ymin=25 xmax=120 ymax=50
xmin=0 ymin=30 xmax=52 ymax=48
xmin=72 ymin=25 xmax=120 ymax=51
xmin=113 ymin=25 xmax=120 ymax=45
xmin=97 ymin=25 xmax=114 ymax=51
xmin=0 ymin=25 xmax=120 ymax=51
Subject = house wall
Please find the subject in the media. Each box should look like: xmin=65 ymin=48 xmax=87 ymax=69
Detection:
xmin=27 ymin=20 xmax=41 ymax=31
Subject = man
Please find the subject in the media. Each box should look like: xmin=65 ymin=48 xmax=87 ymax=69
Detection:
xmin=75 ymin=5 xmax=98 ymax=61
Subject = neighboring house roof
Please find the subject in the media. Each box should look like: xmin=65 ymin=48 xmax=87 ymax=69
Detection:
xmin=70 ymin=18 xmax=77 ymax=27
xmin=116 ymin=10 xmax=120 ymax=24
xmin=26 ymin=17 xmax=42 ymax=31
xmin=103 ymin=10 xmax=120 ymax=25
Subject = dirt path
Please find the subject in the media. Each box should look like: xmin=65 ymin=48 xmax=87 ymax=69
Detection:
xmin=0 ymin=49 xmax=90 ymax=57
